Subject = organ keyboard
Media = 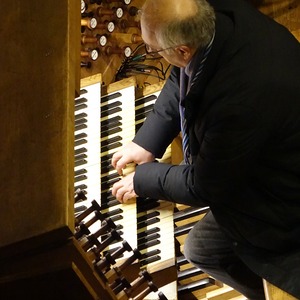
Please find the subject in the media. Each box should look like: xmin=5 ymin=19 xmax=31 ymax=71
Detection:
xmin=99 ymin=78 xmax=137 ymax=253
xmin=134 ymin=85 xmax=176 ymax=299
xmin=74 ymin=75 xmax=138 ymax=255
xmin=73 ymin=77 xmax=178 ymax=298
xmin=74 ymin=74 xmax=102 ymax=210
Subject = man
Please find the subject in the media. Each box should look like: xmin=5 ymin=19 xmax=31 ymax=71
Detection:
xmin=111 ymin=0 xmax=300 ymax=298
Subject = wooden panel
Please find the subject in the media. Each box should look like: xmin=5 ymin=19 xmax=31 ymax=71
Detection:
xmin=0 ymin=239 xmax=114 ymax=300
xmin=0 ymin=0 xmax=80 ymax=257
xmin=263 ymin=279 xmax=298 ymax=300
xmin=248 ymin=0 xmax=300 ymax=40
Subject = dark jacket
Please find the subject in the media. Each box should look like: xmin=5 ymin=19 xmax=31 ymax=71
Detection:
xmin=133 ymin=0 xmax=300 ymax=296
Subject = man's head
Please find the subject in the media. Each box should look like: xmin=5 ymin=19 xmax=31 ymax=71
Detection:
xmin=140 ymin=0 xmax=216 ymax=67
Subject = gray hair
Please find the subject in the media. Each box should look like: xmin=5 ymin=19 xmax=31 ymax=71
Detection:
xmin=154 ymin=0 xmax=215 ymax=50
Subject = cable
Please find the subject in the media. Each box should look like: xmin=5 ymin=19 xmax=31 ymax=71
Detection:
xmin=115 ymin=43 xmax=171 ymax=82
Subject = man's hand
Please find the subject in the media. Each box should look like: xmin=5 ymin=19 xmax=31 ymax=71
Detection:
xmin=112 ymin=172 xmax=137 ymax=203
xmin=111 ymin=141 xmax=155 ymax=175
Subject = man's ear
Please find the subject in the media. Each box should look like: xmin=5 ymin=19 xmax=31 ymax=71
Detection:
xmin=175 ymin=45 xmax=195 ymax=62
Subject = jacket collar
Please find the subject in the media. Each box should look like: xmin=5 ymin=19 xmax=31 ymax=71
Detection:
xmin=184 ymin=12 xmax=235 ymax=122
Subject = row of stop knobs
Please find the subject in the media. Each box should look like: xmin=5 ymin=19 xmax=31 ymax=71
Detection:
xmin=81 ymin=0 xmax=142 ymax=62
xmin=81 ymin=32 xmax=143 ymax=62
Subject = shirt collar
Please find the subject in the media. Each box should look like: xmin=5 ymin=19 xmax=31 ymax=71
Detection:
xmin=185 ymin=47 xmax=205 ymax=78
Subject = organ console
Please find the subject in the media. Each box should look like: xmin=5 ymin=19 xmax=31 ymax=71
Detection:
xmin=2 ymin=0 xmax=299 ymax=299
xmin=0 ymin=2 xmax=173 ymax=295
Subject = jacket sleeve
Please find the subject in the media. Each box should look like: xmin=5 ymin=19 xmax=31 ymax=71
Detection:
xmin=134 ymin=102 xmax=266 ymax=208
xmin=133 ymin=67 xmax=182 ymax=158
xmin=134 ymin=161 xmax=209 ymax=207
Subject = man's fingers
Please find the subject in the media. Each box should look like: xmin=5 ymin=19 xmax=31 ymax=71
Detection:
xmin=111 ymin=152 xmax=122 ymax=169
xmin=111 ymin=180 xmax=121 ymax=198
xmin=111 ymin=154 xmax=124 ymax=175
xmin=114 ymin=187 xmax=128 ymax=203
xmin=115 ymin=157 xmax=129 ymax=175
xmin=111 ymin=174 xmax=136 ymax=203
xmin=111 ymin=181 xmax=126 ymax=202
